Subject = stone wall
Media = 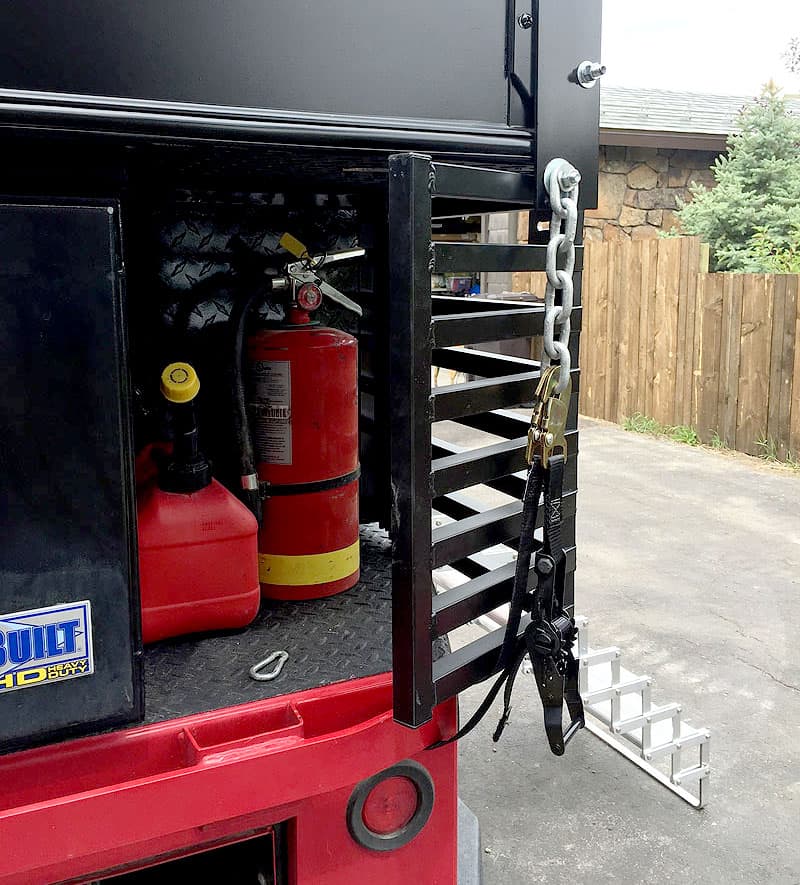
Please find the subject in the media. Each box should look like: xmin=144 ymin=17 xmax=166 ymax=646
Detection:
xmin=583 ymin=144 xmax=718 ymax=243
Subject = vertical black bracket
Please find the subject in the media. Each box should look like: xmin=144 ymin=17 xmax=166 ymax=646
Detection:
xmin=389 ymin=154 xmax=436 ymax=727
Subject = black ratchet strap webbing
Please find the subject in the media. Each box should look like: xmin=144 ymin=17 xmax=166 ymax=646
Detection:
xmin=522 ymin=454 xmax=584 ymax=755
xmin=430 ymin=453 xmax=584 ymax=755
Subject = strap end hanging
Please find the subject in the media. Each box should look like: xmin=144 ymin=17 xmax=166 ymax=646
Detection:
xmin=493 ymin=706 xmax=512 ymax=743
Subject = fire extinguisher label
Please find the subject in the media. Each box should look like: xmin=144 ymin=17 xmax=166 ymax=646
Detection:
xmin=251 ymin=360 xmax=292 ymax=465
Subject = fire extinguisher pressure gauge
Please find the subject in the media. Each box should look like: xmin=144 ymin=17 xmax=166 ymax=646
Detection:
xmin=296 ymin=282 xmax=323 ymax=312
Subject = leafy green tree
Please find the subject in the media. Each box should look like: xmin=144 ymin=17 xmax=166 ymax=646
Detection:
xmin=677 ymin=86 xmax=800 ymax=271
xmin=784 ymin=37 xmax=800 ymax=74
xmin=749 ymin=222 xmax=800 ymax=272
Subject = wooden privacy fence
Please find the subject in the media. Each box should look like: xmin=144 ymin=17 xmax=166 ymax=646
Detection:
xmin=580 ymin=236 xmax=800 ymax=460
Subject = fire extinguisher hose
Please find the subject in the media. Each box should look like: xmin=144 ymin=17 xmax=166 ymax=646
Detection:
xmin=230 ymin=286 xmax=266 ymax=526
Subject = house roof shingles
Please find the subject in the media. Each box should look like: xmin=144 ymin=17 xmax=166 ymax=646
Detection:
xmin=599 ymin=86 xmax=800 ymax=149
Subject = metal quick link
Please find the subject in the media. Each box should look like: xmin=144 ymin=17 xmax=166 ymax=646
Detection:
xmin=249 ymin=650 xmax=289 ymax=682
xmin=542 ymin=159 xmax=581 ymax=394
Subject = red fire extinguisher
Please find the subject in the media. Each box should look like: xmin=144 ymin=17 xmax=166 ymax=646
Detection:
xmin=246 ymin=235 xmax=364 ymax=601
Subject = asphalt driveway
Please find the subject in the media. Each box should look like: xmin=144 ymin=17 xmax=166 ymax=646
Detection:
xmin=456 ymin=417 xmax=800 ymax=885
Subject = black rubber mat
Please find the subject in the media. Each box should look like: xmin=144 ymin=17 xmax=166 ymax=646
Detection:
xmin=143 ymin=525 xmax=392 ymax=723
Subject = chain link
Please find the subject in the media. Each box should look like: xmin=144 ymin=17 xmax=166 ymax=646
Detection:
xmin=541 ymin=159 xmax=581 ymax=394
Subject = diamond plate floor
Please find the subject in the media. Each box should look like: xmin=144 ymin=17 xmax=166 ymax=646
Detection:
xmin=143 ymin=525 xmax=392 ymax=723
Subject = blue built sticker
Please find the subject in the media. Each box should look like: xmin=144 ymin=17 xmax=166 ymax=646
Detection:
xmin=0 ymin=601 xmax=94 ymax=694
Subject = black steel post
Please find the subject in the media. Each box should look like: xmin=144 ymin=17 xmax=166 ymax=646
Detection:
xmin=388 ymin=153 xmax=436 ymax=728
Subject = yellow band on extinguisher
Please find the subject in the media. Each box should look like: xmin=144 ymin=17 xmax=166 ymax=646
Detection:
xmin=258 ymin=540 xmax=360 ymax=586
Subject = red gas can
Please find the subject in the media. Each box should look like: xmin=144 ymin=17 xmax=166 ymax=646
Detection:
xmin=137 ymin=362 xmax=261 ymax=644
xmin=248 ymin=321 xmax=360 ymax=600
xmin=137 ymin=479 xmax=261 ymax=644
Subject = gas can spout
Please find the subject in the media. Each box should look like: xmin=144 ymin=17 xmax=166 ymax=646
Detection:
xmin=158 ymin=362 xmax=212 ymax=494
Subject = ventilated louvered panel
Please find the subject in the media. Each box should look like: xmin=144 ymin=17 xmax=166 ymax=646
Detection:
xmin=389 ymin=154 xmax=582 ymax=727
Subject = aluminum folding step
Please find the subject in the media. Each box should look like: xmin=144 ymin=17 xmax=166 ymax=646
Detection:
xmin=451 ymin=597 xmax=712 ymax=809
xmin=575 ymin=616 xmax=710 ymax=808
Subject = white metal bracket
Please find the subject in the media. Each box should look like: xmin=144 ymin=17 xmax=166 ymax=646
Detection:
xmin=575 ymin=615 xmax=710 ymax=808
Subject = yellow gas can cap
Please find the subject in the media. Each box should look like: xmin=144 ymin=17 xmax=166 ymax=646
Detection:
xmin=160 ymin=362 xmax=200 ymax=403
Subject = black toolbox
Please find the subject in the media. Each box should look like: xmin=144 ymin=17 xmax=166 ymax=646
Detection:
xmin=0 ymin=199 xmax=142 ymax=749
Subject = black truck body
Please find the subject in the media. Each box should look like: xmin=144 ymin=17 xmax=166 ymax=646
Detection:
xmin=0 ymin=3 xmax=601 ymax=881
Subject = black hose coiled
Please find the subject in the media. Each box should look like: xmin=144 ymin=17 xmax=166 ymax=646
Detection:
xmin=229 ymin=286 xmax=268 ymax=526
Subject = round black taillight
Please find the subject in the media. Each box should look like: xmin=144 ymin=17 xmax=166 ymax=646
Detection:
xmin=346 ymin=760 xmax=435 ymax=852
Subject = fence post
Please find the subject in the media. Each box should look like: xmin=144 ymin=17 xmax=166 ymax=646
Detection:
xmin=693 ymin=273 xmax=723 ymax=443
xmin=674 ymin=237 xmax=701 ymax=427
xmin=790 ymin=278 xmax=800 ymax=458
xmin=637 ymin=238 xmax=657 ymax=419
xmin=767 ymin=275 xmax=797 ymax=461
xmin=736 ymin=274 xmax=773 ymax=455
xmin=652 ymin=237 xmax=681 ymax=427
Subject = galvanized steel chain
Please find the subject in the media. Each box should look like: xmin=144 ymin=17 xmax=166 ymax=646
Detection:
xmin=542 ymin=158 xmax=581 ymax=394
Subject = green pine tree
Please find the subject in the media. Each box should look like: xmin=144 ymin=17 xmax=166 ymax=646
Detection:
xmin=677 ymin=85 xmax=800 ymax=271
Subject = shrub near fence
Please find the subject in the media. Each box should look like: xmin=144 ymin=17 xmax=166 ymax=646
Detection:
xmin=580 ymin=236 xmax=800 ymax=461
